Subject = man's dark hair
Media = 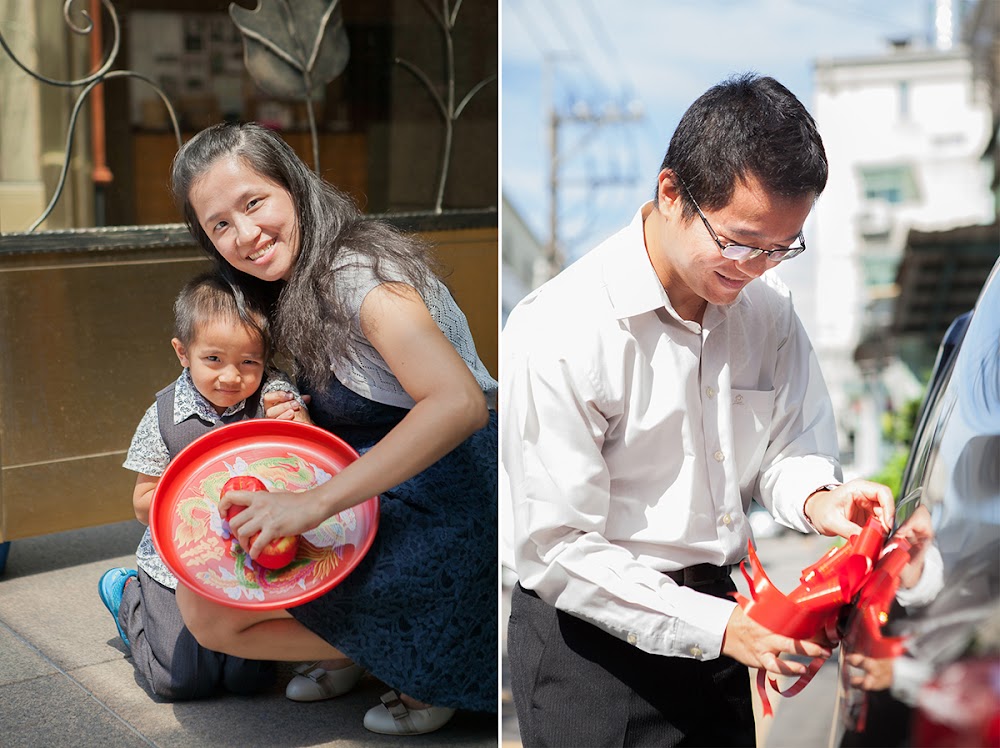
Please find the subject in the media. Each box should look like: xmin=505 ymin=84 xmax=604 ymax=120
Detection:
xmin=655 ymin=72 xmax=828 ymax=220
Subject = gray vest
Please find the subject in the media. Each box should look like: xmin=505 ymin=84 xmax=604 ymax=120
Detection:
xmin=155 ymin=381 xmax=265 ymax=459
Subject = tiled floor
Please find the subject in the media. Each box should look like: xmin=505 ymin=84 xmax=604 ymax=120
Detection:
xmin=0 ymin=520 xmax=496 ymax=747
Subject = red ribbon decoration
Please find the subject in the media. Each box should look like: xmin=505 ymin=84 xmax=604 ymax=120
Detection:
xmin=732 ymin=517 xmax=911 ymax=717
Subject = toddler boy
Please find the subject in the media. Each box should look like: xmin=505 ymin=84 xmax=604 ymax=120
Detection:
xmin=98 ymin=271 xmax=306 ymax=700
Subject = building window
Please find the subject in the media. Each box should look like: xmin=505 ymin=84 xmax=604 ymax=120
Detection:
xmin=898 ymin=80 xmax=910 ymax=120
xmin=859 ymin=164 xmax=919 ymax=205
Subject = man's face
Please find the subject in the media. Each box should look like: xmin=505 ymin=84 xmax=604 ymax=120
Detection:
xmin=654 ymin=172 xmax=814 ymax=315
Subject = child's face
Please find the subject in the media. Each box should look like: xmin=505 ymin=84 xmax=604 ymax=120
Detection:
xmin=188 ymin=155 xmax=300 ymax=283
xmin=171 ymin=316 xmax=266 ymax=415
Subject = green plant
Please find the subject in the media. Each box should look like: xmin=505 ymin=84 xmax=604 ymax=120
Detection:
xmin=868 ymin=448 xmax=908 ymax=498
xmin=871 ymin=395 xmax=923 ymax=497
xmin=880 ymin=396 xmax=922 ymax=446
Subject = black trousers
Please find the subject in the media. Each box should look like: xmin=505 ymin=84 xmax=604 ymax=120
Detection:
xmin=119 ymin=568 xmax=275 ymax=700
xmin=508 ymin=582 xmax=755 ymax=747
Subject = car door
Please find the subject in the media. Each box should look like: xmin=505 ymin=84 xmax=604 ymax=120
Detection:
xmin=832 ymin=258 xmax=1000 ymax=748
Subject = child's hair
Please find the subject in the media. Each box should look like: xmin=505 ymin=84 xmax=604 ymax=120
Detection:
xmin=173 ymin=271 xmax=272 ymax=362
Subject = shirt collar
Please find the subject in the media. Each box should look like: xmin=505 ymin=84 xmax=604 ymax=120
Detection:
xmin=604 ymin=203 xmax=672 ymax=320
xmin=173 ymin=368 xmax=247 ymax=425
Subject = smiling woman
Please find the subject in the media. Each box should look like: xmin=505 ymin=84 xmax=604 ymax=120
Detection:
xmin=189 ymin=157 xmax=300 ymax=283
xmin=168 ymin=121 xmax=499 ymax=736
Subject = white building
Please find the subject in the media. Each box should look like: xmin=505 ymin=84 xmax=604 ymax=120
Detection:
xmin=806 ymin=40 xmax=994 ymax=476
xmin=502 ymin=194 xmax=551 ymax=324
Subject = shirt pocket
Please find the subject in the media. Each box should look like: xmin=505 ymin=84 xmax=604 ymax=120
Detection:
xmin=730 ymin=388 xmax=776 ymax=486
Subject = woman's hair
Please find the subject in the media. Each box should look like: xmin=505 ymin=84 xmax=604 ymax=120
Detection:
xmin=170 ymin=121 xmax=438 ymax=387
xmin=173 ymin=271 xmax=272 ymax=363
xmin=656 ymin=72 xmax=828 ymax=220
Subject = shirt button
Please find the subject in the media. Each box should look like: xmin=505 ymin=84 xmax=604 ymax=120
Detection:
xmin=734 ymin=394 xmax=744 ymax=404
xmin=722 ymin=513 xmax=732 ymax=525
xmin=706 ymin=386 xmax=715 ymax=398
xmin=627 ymin=633 xmax=638 ymax=646
xmin=714 ymin=450 xmax=725 ymax=462
xmin=690 ymin=646 xmax=703 ymax=657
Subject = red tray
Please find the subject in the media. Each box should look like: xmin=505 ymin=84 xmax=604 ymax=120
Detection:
xmin=150 ymin=419 xmax=379 ymax=610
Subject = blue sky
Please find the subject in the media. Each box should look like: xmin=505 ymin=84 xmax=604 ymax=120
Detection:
xmin=502 ymin=0 xmax=933 ymax=264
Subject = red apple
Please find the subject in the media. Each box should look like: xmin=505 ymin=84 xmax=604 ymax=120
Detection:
xmin=222 ymin=475 xmax=267 ymax=495
xmin=252 ymin=532 xmax=299 ymax=570
xmin=221 ymin=476 xmax=299 ymax=570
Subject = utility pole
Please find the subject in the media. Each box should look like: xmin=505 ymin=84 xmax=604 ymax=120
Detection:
xmin=544 ymin=54 xmax=643 ymax=278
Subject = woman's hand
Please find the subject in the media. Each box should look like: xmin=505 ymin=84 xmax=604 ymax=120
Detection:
xmin=722 ymin=604 xmax=833 ymax=676
xmin=264 ymin=390 xmax=312 ymax=424
xmin=804 ymin=479 xmax=895 ymax=540
xmin=220 ymin=487 xmax=327 ymax=559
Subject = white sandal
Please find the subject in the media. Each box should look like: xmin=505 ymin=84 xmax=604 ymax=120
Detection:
xmin=363 ymin=689 xmax=456 ymax=735
xmin=284 ymin=661 xmax=364 ymax=701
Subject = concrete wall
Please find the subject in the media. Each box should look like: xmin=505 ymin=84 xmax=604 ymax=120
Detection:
xmin=0 ymin=223 xmax=496 ymax=544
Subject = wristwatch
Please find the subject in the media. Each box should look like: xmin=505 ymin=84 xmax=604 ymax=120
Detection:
xmin=804 ymin=483 xmax=842 ymax=529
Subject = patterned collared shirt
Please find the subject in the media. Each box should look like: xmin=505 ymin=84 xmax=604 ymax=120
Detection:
xmin=123 ymin=367 xmax=300 ymax=588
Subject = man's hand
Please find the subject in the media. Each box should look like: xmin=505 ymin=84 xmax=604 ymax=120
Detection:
xmin=722 ymin=605 xmax=833 ymax=676
xmin=804 ymin=479 xmax=894 ymax=540
xmin=264 ymin=391 xmax=313 ymax=424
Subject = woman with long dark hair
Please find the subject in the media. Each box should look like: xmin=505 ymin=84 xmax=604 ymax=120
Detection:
xmin=169 ymin=122 xmax=497 ymax=736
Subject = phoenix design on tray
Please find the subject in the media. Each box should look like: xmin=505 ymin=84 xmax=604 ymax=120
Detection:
xmin=171 ymin=454 xmax=357 ymax=602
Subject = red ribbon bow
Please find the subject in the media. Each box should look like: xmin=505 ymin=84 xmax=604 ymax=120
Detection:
xmin=733 ymin=517 xmax=911 ymax=717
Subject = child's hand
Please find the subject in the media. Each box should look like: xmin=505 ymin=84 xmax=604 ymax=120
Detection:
xmin=264 ymin=391 xmax=312 ymax=424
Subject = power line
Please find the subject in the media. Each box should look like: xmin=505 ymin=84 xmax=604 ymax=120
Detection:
xmin=509 ymin=0 xmax=585 ymax=109
xmin=539 ymin=0 xmax=615 ymax=99
xmin=509 ymin=0 xmax=558 ymax=59
xmin=509 ymin=1 xmax=648 ymax=271
xmin=578 ymin=0 xmax=635 ymax=97
xmin=792 ymin=0 xmax=922 ymax=30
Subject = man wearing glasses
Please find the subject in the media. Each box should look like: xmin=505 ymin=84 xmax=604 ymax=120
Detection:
xmin=502 ymin=73 xmax=894 ymax=747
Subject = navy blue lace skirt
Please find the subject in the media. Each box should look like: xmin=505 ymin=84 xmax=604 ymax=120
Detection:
xmin=291 ymin=378 xmax=497 ymax=712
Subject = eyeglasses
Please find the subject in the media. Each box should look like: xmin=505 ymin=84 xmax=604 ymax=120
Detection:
xmin=677 ymin=177 xmax=806 ymax=262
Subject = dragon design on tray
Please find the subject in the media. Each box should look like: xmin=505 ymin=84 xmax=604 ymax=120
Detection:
xmin=172 ymin=453 xmax=357 ymax=603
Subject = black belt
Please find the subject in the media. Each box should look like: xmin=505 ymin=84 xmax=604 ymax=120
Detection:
xmin=664 ymin=563 xmax=734 ymax=588
xmin=516 ymin=563 xmax=734 ymax=600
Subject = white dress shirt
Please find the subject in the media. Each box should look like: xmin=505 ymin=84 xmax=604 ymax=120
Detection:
xmin=501 ymin=203 xmax=842 ymax=660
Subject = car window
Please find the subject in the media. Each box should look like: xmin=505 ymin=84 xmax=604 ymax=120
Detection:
xmin=834 ymin=260 xmax=999 ymax=744
xmin=900 ymin=259 xmax=999 ymax=529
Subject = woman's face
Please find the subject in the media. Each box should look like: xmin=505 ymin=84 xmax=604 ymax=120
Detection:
xmin=189 ymin=155 xmax=300 ymax=282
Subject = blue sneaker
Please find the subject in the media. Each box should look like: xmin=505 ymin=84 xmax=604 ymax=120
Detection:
xmin=98 ymin=567 xmax=137 ymax=648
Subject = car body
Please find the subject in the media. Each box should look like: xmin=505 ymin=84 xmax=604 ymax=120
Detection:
xmin=826 ymin=257 xmax=1000 ymax=747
